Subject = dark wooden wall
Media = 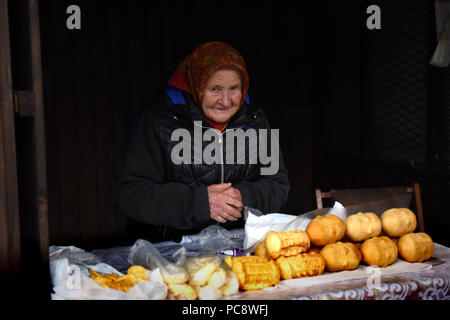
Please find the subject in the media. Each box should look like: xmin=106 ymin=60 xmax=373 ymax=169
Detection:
xmin=3 ymin=0 xmax=51 ymax=297
xmin=1 ymin=0 xmax=21 ymax=281
xmin=36 ymin=0 xmax=450 ymax=249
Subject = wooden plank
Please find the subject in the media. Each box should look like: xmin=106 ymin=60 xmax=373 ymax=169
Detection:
xmin=2 ymin=0 xmax=51 ymax=296
xmin=52 ymin=0 xmax=80 ymax=244
xmin=39 ymin=0 xmax=61 ymax=245
xmin=90 ymin=0 xmax=107 ymax=245
xmin=28 ymin=0 xmax=50 ymax=273
xmin=108 ymin=3 xmax=121 ymax=241
xmin=70 ymin=0 xmax=97 ymax=247
xmin=413 ymin=182 xmax=425 ymax=232
xmin=315 ymin=189 xmax=323 ymax=209
xmin=426 ymin=0 xmax=444 ymax=170
xmin=128 ymin=2 xmax=149 ymax=118
xmin=111 ymin=2 xmax=132 ymax=241
xmin=90 ymin=0 xmax=113 ymax=246
xmin=0 ymin=0 xmax=22 ymax=278
xmin=14 ymin=90 xmax=35 ymax=117
xmin=146 ymin=1 xmax=165 ymax=100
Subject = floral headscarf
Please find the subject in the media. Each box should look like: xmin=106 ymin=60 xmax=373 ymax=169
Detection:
xmin=168 ymin=41 xmax=250 ymax=109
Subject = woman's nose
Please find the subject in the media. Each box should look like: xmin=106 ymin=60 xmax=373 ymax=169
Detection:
xmin=219 ymin=91 xmax=233 ymax=107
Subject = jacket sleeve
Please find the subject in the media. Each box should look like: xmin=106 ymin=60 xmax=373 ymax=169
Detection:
xmin=116 ymin=106 xmax=212 ymax=230
xmin=233 ymin=113 xmax=290 ymax=214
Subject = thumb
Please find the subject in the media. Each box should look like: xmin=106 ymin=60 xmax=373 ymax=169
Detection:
xmin=211 ymin=183 xmax=232 ymax=192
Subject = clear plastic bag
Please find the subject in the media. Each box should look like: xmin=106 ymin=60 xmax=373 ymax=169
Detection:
xmin=195 ymin=225 xmax=244 ymax=253
xmin=128 ymin=239 xmax=189 ymax=286
xmin=184 ymin=253 xmax=240 ymax=299
xmin=127 ymin=239 xmax=241 ymax=299
xmin=137 ymin=225 xmax=245 ymax=261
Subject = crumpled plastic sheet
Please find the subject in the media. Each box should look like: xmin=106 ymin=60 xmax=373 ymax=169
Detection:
xmin=175 ymin=225 xmax=245 ymax=256
xmin=50 ymin=245 xmax=103 ymax=266
xmin=89 ymin=225 xmax=245 ymax=272
xmin=91 ymin=246 xmax=133 ymax=273
xmin=49 ymin=246 xmax=168 ymax=300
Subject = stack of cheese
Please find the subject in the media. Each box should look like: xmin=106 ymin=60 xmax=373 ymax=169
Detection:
xmin=307 ymin=214 xmax=362 ymax=272
xmin=224 ymin=255 xmax=281 ymax=290
xmin=304 ymin=208 xmax=434 ymax=271
xmin=343 ymin=211 xmax=398 ymax=268
xmin=224 ymin=229 xmax=324 ymax=289
xmin=224 ymin=208 xmax=434 ymax=292
xmin=255 ymin=230 xmax=326 ymax=281
xmin=380 ymin=208 xmax=434 ymax=263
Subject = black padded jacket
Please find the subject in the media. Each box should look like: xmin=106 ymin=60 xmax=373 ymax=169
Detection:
xmin=116 ymin=90 xmax=290 ymax=242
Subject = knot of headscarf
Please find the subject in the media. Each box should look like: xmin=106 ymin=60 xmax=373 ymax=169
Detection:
xmin=168 ymin=41 xmax=250 ymax=110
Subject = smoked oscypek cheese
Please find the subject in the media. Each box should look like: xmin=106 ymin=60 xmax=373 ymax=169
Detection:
xmin=398 ymin=232 xmax=434 ymax=263
xmin=306 ymin=214 xmax=346 ymax=247
xmin=320 ymin=241 xmax=362 ymax=272
xmin=381 ymin=208 xmax=417 ymax=237
xmin=360 ymin=236 xmax=398 ymax=267
xmin=276 ymin=252 xmax=325 ymax=280
xmin=264 ymin=230 xmax=310 ymax=259
xmin=345 ymin=212 xmax=382 ymax=242
xmin=225 ymin=256 xmax=281 ymax=291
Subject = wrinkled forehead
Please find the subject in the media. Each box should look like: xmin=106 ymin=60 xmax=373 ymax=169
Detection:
xmin=205 ymin=66 xmax=243 ymax=85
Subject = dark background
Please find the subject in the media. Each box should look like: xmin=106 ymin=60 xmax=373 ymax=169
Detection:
xmin=10 ymin=0 xmax=450 ymax=250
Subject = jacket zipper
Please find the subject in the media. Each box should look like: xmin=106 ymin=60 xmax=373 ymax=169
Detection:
xmin=217 ymin=130 xmax=224 ymax=183
xmin=193 ymin=121 xmax=225 ymax=183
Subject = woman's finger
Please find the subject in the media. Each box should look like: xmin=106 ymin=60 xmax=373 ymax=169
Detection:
xmin=224 ymin=196 xmax=243 ymax=213
xmin=211 ymin=209 xmax=227 ymax=223
xmin=221 ymin=204 xmax=242 ymax=220
xmin=216 ymin=215 xmax=227 ymax=223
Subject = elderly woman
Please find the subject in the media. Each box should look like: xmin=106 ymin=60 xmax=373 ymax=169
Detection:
xmin=117 ymin=41 xmax=289 ymax=242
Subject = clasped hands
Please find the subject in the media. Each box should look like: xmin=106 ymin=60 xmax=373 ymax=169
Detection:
xmin=207 ymin=183 xmax=243 ymax=223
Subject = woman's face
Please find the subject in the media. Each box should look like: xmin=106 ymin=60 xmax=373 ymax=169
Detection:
xmin=201 ymin=68 xmax=242 ymax=124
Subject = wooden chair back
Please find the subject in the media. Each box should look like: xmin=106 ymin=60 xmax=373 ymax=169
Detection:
xmin=315 ymin=182 xmax=424 ymax=232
